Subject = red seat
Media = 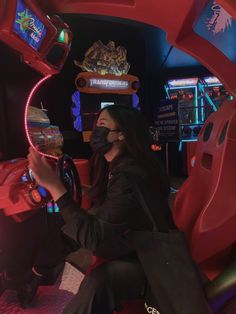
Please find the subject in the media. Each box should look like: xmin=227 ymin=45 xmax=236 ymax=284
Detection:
xmin=173 ymin=99 xmax=236 ymax=279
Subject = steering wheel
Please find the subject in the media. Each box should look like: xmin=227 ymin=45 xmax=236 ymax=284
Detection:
xmin=56 ymin=154 xmax=82 ymax=207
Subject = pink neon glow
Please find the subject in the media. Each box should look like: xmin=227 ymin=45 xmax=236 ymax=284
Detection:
xmin=24 ymin=75 xmax=59 ymax=160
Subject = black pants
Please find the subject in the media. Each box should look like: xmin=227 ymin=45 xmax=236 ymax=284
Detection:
xmin=0 ymin=209 xmax=73 ymax=281
xmin=62 ymin=255 xmax=146 ymax=314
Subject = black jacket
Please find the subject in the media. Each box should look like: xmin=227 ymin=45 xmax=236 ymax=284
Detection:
xmin=57 ymin=157 xmax=176 ymax=259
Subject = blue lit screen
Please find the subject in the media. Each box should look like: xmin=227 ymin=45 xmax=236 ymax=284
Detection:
xmin=13 ymin=0 xmax=47 ymax=51
xmin=194 ymin=0 xmax=236 ymax=65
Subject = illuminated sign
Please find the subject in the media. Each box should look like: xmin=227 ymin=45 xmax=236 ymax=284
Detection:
xmin=154 ymin=99 xmax=180 ymax=142
xmin=168 ymin=78 xmax=198 ymax=87
xmin=14 ymin=0 xmax=47 ymax=51
xmin=194 ymin=0 xmax=236 ymax=65
xmin=204 ymin=76 xmax=221 ymax=85
xmin=88 ymin=78 xmax=129 ymax=90
xmin=100 ymin=102 xmax=115 ymax=109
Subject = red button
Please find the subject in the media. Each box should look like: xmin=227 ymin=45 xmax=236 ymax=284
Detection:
xmin=30 ymin=189 xmax=42 ymax=203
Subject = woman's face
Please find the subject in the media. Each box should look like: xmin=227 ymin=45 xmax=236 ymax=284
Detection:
xmin=96 ymin=109 xmax=119 ymax=143
xmin=96 ymin=109 xmax=116 ymax=129
xmin=96 ymin=109 xmax=124 ymax=160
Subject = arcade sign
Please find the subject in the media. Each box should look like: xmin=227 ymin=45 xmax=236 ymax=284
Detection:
xmin=89 ymin=78 xmax=129 ymax=90
xmin=168 ymin=77 xmax=198 ymax=87
xmin=154 ymin=99 xmax=180 ymax=143
xmin=75 ymin=72 xmax=140 ymax=95
xmin=204 ymin=76 xmax=221 ymax=85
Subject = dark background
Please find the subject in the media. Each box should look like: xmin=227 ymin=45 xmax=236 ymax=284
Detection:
xmin=0 ymin=14 xmax=211 ymax=175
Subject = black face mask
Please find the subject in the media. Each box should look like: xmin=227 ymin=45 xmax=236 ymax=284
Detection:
xmin=90 ymin=126 xmax=119 ymax=155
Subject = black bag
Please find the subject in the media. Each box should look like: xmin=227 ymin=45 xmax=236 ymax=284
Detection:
xmin=131 ymin=181 xmax=212 ymax=314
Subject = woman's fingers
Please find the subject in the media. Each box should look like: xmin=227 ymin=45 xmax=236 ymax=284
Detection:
xmin=27 ymin=147 xmax=59 ymax=189
xmin=27 ymin=147 xmax=45 ymax=181
xmin=28 ymin=146 xmax=41 ymax=164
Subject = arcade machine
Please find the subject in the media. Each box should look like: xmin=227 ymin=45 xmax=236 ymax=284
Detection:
xmin=71 ymin=40 xmax=140 ymax=142
xmin=165 ymin=77 xmax=203 ymax=143
xmin=0 ymin=0 xmax=85 ymax=219
xmin=164 ymin=77 xmax=203 ymax=175
xmin=164 ymin=75 xmax=233 ymax=175
xmin=0 ymin=0 xmax=88 ymax=306
xmin=199 ymin=75 xmax=233 ymax=119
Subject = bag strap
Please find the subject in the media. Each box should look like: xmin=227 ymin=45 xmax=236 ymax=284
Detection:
xmin=124 ymin=173 xmax=158 ymax=231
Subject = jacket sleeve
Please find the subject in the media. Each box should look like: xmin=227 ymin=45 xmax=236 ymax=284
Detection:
xmin=57 ymin=173 xmax=138 ymax=258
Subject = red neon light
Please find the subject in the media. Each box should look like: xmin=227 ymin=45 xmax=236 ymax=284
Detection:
xmin=24 ymin=75 xmax=59 ymax=160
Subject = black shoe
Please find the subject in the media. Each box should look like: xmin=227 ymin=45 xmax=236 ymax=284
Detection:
xmin=17 ymin=273 xmax=43 ymax=308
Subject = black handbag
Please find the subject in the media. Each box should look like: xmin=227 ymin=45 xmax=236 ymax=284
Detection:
xmin=130 ymin=181 xmax=212 ymax=314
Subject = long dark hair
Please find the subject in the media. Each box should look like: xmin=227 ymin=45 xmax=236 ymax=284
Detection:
xmin=89 ymin=104 xmax=170 ymax=204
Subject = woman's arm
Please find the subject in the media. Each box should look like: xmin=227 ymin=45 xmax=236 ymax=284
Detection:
xmin=57 ymin=173 xmax=138 ymax=258
xmin=27 ymin=147 xmax=137 ymax=257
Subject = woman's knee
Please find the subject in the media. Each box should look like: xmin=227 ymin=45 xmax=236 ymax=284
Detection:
xmin=80 ymin=263 xmax=111 ymax=292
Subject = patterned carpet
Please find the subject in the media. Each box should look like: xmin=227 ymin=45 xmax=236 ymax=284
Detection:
xmin=0 ymin=263 xmax=84 ymax=314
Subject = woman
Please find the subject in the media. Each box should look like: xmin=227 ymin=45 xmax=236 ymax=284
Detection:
xmin=28 ymin=105 xmax=176 ymax=314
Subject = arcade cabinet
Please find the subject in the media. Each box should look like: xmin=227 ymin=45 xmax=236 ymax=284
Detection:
xmin=165 ymin=77 xmax=202 ymax=141
xmin=0 ymin=0 xmax=77 ymax=219
xmin=161 ymin=77 xmax=203 ymax=176
xmin=199 ymin=76 xmax=233 ymax=119
xmin=0 ymin=0 xmax=88 ymax=307
xmin=71 ymin=40 xmax=140 ymax=142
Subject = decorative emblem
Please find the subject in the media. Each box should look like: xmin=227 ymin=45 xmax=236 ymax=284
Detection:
xmin=206 ymin=1 xmax=232 ymax=35
xmin=74 ymin=40 xmax=130 ymax=76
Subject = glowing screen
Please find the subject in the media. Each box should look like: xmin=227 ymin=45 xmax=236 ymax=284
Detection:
xmin=13 ymin=0 xmax=47 ymax=51
xmin=194 ymin=0 xmax=236 ymax=64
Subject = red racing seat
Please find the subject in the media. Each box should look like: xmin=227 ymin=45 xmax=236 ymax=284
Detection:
xmin=173 ymin=99 xmax=236 ymax=279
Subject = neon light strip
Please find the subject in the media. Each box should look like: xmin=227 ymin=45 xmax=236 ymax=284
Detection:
xmin=179 ymin=141 xmax=183 ymax=152
xmin=201 ymin=98 xmax=204 ymax=123
xmin=164 ymin=85 xmax=170 ymax=98
xmin=169 ymin=85 xmax=197 ymax=90
xmin=24 ymin=75 xmax=59 ymax=160
xmin=207 ymin=83 xmax=223 ymax=87
xmin=194 ymin=86 xmax=198 ymax=124
xmin=181 ymin=139 xmax=198 ymax=142
xmin=179 ymin=139 xmax=198 ymax=152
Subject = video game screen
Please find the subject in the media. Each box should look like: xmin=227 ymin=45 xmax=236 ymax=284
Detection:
xmin=13 ymin=0 xmax=47 ymax=51
xmin=166 ymin=78 xmax=198 ymax=125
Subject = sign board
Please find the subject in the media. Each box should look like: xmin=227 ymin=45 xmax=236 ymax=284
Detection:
xmin=194 ymin=0 xmax=236 ymax=65
xmin=154 ymin=99 xmax=179 ymax=143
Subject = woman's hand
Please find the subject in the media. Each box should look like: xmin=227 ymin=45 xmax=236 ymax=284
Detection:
xmin=27 ymin=147 xmax=67 ymax=200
